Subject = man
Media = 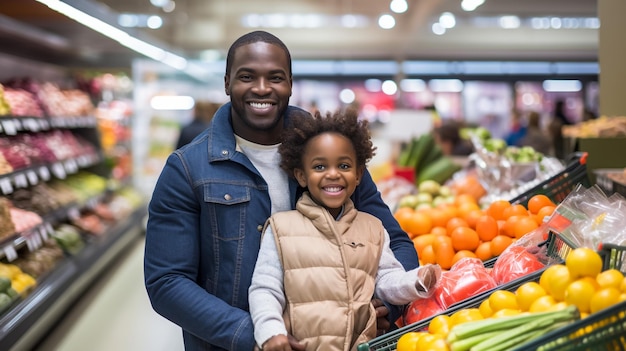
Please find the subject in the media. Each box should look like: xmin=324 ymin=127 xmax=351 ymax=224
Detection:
xmin=144 ymin=30 xmax=419 ymax=351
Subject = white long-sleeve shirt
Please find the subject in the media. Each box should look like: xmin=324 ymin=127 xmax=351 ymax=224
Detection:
xmin=248 ymin=225 xmax=435 ymax=348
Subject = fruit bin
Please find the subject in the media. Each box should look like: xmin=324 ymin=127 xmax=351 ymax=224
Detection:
xmin=594 ymin=168 xmax=626 ymax=197
xmin=510 ymin=152 xmax=590 ymax=208
xmin=357 ymin=231 xmax=626 ymax=351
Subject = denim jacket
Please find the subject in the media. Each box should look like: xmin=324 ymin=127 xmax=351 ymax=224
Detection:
xmin=144 ymin=102 xmax=419 ymax=351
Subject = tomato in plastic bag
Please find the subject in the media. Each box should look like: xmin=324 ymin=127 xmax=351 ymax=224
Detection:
xmin=491 ymin=246 xmax=545 ymax=285
xmin=434 ymin=257 xmax=497 ymax=309
xmin=403 ymin=297 xmax=444 ymax=326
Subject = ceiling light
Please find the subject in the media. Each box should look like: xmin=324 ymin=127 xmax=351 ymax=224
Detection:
xmin=461 ymin=0 xmax=485 ymax=12
xmin=150 ymin=0 xmax=169 ymax=7
xmin=432 ymin=22 xmax=446 ymax=35
xmin=390 ymin=0 xmax=408 ymax=14
xmin=381 ymin=80 xmax=398 ymax=95
xmin=365 ymin=79 xmax=382 ymax=92
xmin=146 ymin=15 xmax=163 ymax=29
xmin=162 ymin=1 xmax=176 ymax=13
xmin=339 ymin=89 xmax=356 ymax=104
xmin=378 ymin=14 xmax=396 ymax=29
xmin=428 ymin=79 xmax=464 ymax=93
xmin=542 ymin=80 xmax=582 ymax=92
xmin=400 ymin=79 xmax=426 ymax=92
xmin=439 ymin=12 xmax=456 ymax=29
xmin=499 ymin=16 xmax=520 ymax=29
xmin=150 ymin=95 xmax=195 ymax=110
xmin=36 ymin=0 xmax=187 ymax=70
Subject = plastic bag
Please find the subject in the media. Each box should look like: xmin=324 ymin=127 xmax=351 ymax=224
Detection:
xmin=433 ymin=257 xmax=497 ymax=309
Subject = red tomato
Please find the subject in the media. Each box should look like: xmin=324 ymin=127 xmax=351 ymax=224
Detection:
xmin=434 ymin=258 xmax=498 ymax=309
xmin=404 ymin=298 xmax=444 ymax=325
xmin=491 ymin=246 xmax=545 ymax=285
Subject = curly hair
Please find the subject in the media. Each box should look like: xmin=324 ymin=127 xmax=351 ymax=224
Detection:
xmin=279 ymin=109 xmax=376 ymax=177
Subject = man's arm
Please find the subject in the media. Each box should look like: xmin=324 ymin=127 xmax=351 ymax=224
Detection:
xmin=144 ymin=153 xmax=256 ymax=350
xmin=352 ymin=170 xmax=420 ymax=327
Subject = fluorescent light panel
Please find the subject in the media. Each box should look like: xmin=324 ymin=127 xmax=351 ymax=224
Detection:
xmin=35 ymin=0 xmax=187 ymax=70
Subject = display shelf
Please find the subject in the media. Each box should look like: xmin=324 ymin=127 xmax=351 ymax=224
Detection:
xmin=0 ymin=204 xmax=147 ymax=351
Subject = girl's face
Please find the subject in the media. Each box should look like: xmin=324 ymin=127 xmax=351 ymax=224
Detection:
xmin=294 ymin=132 xmax=363 ymax=218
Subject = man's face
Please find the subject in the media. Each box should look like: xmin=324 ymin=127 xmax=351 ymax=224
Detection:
xmin=224 ymin=42 xmax=292 ymax=144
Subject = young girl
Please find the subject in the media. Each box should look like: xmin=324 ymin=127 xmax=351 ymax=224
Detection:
xmin=249 ymin=110 xmax=441 ymax=351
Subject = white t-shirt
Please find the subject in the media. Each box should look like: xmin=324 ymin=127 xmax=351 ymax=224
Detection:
xmin=235 ymin=135 xmax=291 ymax=214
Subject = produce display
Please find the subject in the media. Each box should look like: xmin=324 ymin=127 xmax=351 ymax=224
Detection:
xmin=393 ymin=247 xmax=626 ymax=351
xmin=396 ymin=134 xmax=462 ymax=186
xmin=563 ymin=116 xmax=626 ymax=138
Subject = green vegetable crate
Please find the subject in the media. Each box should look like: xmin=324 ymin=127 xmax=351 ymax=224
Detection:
xmin=510 ymin=152 xmax=590 ymax=208
xmin=357 ymin=231 xmax=626 ymax=351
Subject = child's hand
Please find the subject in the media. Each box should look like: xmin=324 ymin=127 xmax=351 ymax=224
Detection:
xmin=262 ymin=334 xmax=292 ymax=351
xmin=415 ymin=264 xmax=442 ymax=297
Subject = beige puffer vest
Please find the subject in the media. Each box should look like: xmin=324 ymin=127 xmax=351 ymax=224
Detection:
xmin=267 ymin=193 xmax=384 ymax=351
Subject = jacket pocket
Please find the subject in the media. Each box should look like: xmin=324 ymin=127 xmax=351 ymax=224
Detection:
xmin=203 ymin=182 xmax=251 ymax=239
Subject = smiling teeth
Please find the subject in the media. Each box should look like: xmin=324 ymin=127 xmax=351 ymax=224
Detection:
xmin=249 ymin=102 xmax=271 ymax=108
xmin=324 ymin=186 xmax=342 ymax=193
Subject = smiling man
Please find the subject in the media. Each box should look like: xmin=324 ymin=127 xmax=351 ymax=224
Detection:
xmin=143 ymin=30 xmax=419 ymax=351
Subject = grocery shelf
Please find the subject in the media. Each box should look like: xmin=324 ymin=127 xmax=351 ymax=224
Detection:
xmin=0 ymin=204 xmax=147 ymax=351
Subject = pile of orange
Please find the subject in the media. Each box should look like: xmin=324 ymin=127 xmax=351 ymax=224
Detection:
xmin=394 ymin=194 xmax=557 ymax=270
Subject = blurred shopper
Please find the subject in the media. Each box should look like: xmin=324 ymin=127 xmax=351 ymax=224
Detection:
xmin=434 ymin=121 xmax=473 ymax=156
xmin=519 ymin=111 xmax=552 ymax=155
xmin=504 ymin=110 xmax=527 ymax=147
xmin=144 ymin=30 xmax=418 ymax=351
xmin=548 ymin=99 xmax=573 ymax=159
xmin=249 ymin=110 xmax=440 ymax=351
xmin=175 ymin=101 xmax=219 ymax=149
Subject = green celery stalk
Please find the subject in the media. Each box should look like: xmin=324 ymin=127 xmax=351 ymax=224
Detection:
xmin=449 ymin=330 xmax=502 ymax=351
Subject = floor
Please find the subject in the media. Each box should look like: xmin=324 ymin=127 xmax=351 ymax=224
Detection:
xmin=33 ymin=236 xmax=185 ymax=351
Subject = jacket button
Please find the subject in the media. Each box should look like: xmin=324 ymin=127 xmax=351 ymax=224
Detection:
xmin=221 ymin=150 xmax=228 ymax=155
xmin=257 ymin=225 xmax=263 ymax=232
xmin=224 ymin=194 xmax=232 ymax=201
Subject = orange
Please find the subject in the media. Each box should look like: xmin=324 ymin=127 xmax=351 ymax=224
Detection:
xmin=420 ymin=245 xmax=436 ymax=265
xmin=431 ymin=226 xmax=448 ymax=236
xmin=502 ymin=204 xmax=530 ymax=220
xmin=564 ymin=278 xmax=598 ymax=313
xmin=527 ymin=194 xmax=555 ymax=215
xmin=450 ymin=227 xmax=480 ymax=251
xmin=566 ymin=248 xmax=603 ymax=279
xmin=446 ymin=217 xmax=469 ymax=235
xmin=475 ymin=214 xmax=499 ymax=241
xmin=463 ymin=209 xmax=484 ymax=229
xmin=428 ymin=208 xmax=450 ymax=228
xmin=396 ymin=331 xmax=425 ymax=351
xmin=512 ymin=216 xmax=539 ymax=239
xmin=412 ymin=234 xmax=435 ymax=256
xmin=490 ymin=235 xmax=513 ymax=256
xmin=535 ymin=205 xmax=556 ymax=225
xmin=438 ymin=204 xmax=460 ymax=221
xmin=405 ymin=211 xmax=433 ymax=238
xmin=515 ymin=281 xmax=547 ymax=311
xmin=394 ymin=207 xmax=415 ymax=232
xmin=596 ymin=269 xmax=625 ymax=290
xmin=455 ymin=193 xmax=478 ymax=207
xmin=452 ymin=250 xmax=478 ymax=266
xmin=486 ymin=200 xmax=511 ymax=221
xmin=589 ymin=287 xmax=621 ymax=314
xmin=474 ymin=241 xmax=494 ymax=261
xmin=488 ymin=290 xmax=519 ymax=311
xmin=434 ymin=240 xmax=456 ymax=270
xmin=457 ymin=202 xmax=481 ymax=221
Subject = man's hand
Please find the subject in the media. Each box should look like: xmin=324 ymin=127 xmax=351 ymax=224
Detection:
xmin=372 ymin=298 xmax=391 ymax=336
xmin=288 ymin=335 xmax=306 ymax=351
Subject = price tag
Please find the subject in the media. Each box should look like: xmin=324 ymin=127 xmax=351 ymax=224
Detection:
xmin=51 ymin=162 xmax=66 ymax=179
xmin=13 ymin=172 xmax=28 ymax=188
xmin=39 ymin=225 xmax=49 ymax=241
xmin=3 ymin=244 xmax=17 ymax=262
xmin=38 ymin=166 xmax=51 ymax=181
xmin=0 ymin=177 xmax=14 ymax=194
xmin=45 ymin=222 xmax=54 ymax=236
xmin=1 ymin=120 xmax=17 ymax=135
xmin=25 ymin=231 xmax=43 ymax=252
xmin=26 ymin=170 xmax=38 ymax=185
xmin=64 ymin=159 xmax=78 ymax=174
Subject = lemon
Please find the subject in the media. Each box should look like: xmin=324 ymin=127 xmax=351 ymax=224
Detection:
xmin=515 ymin=281 xmax=547 ymax=311
xmin=565 ymin=248 xmax=603 ymax=279
xmin=589 ymin=287 xmax=621 ymax=314
xmin=596 ymin=269 xmax=624 ymax=289
xmin=565 ymin=278 xmax=598 ymax=313
xmin=488 ymin=290 xmax=519 ymax=312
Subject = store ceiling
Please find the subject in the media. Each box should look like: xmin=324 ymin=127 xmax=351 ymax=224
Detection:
xmin=0 ymin=0 xmax=598 ymax=71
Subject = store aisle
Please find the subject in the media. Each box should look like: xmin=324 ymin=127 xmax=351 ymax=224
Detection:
xmin=33 ymin=237 xmax=184 ymax=351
